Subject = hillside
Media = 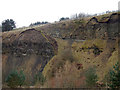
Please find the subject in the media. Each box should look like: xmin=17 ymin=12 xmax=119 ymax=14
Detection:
xmin=2 ymin=28 xmax=58 ymax=85
xmin=2 ymin=12 xmax=119 ymax=88
xmin=38 ymin=12 xmax=119 ymax=88
xmin=35 ymin=12 xmax=119 ymax=40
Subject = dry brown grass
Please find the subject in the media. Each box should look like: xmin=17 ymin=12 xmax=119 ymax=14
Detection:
xmin=43 ymin=61 xmax=85 ymax=88
xmin=72 ymin=39 xmax=118 ymax=81
xmin=43 ymin=38 xmax=118 ymax=88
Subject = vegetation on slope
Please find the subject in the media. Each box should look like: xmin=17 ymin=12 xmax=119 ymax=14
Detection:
xmin=2 ymin=28 xmax=58 ymax=86
xmin=42 ymin=38 xmax=118 ymax=88
xmin=2 ymin=12 xmax=119 ymax=88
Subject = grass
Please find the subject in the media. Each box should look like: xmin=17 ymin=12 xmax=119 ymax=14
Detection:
xmin=95 ymin=12 xmax=113 ymax=22
xmin=42 ymin=38 xmax=118 ymax=87
xmin=42 ymin=38 xmax=72 ymax=79
xmin=71 ymin=39 xmax=118 ymax=82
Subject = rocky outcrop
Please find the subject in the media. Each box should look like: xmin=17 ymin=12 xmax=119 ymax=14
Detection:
xmin=2 ymin=28 xmax=58 ymax=84
xmin=70 ymin=13 xmax=119 ymax=40
xmin=34 ymin=13 xmax=119 ymax=40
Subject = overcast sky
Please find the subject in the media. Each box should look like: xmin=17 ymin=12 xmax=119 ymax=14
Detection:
xmin=0 ymin=0 xmax=119 ymax=27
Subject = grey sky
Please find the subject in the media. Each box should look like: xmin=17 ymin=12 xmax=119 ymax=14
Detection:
xmin=119 ymin=1 xmax=120 ymax=11
xmin=0 ymin=0 xmax=119 ymax=27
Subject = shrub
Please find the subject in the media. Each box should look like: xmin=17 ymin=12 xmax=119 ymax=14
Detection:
xmin=108 ymin=62 xmax=120 ymax=89
xmin=19 ymin=70 xmax=26 ymax=87
xmin=93 ymin=45 xmax=102 ymax=56
xmin=2 ymin=19 xmax=16 ymax=32
xmin=85 ymin=67 xmax=98 ymax=87
xmin=30 ymin=21 xmax=48 ymax=26
xmin=60 ymin=48 xmax=74 ymax=63
xmin=5 ymin=70 xmax=25 ymax=88
xmin=59 ymin=17 xmax=69 ymax=21
xmin=34 ymin=72 xmax=46 ymax=85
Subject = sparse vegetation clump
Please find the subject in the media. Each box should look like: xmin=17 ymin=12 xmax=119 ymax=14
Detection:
xmin=34 ymin=72 xmax=46 ymax=86
xmin=5 ymin=70 xmax=25 ymax=88
xmin=107 ymin=62 xmax=120 ymax=89
xmin=30 ymin=21 xmax=48 ymax=26
xmin=2 ymin=19 xmax=16 ymax=32
xmin=59 ymin=17 xmax=69 ymax=21
xmin=85 ymin=67 xmax=98 ymax=87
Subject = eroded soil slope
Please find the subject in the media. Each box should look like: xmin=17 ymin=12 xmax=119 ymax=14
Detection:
xmin=2 ymin=29 xmax=58 ymax=84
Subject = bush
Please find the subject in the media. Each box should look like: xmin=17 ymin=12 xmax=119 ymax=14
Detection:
xmin=2 ymin=19 xmax=16 ymax=32
xmin=5 ymin=70 xmax=25 ymax=88
xmin=108 ymin=62 xmax=120 ymax=89
xmin=19 ymin=70 xmax=26 ymax=87
xmin=30 ymin=21 xmax=48 ymax=26
xmin=85 ymin=67 xmax=98 ymax=87
xmin=60 ymin=48 xmax=74 ymax=63
xmin=34 ymin=72 xmax=46 ymax=85
xmin=59 ymin=17 xmax=69 ymax=21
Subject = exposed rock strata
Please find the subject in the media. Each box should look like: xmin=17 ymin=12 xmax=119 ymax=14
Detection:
xmin=2 ymin=29 xmax=58 ymax=84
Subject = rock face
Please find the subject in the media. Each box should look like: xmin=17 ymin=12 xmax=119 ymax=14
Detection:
xmin=2 ymin=29 xmax=58 ymax=84
xmin=70 ymin=13 xmax=119 ymax=40
xmin=36 ymin=13 xmax=119 ymax=40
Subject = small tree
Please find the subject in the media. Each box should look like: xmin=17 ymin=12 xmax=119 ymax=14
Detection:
xmin=85 ymin=67 xmax=98 ymax=87
xmin=108 ymin=62 xmax=120 ymax=89
xmin=5 ymin=70 xmax=20 ymax=88
xmin=5 ymin=70 xmax=25 ymax=88
xmin=2 ymin=19 xmax=16 ymax=32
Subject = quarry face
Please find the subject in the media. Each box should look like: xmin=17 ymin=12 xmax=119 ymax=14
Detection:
xmin=2 ymin=29 xmax=58 ymax=84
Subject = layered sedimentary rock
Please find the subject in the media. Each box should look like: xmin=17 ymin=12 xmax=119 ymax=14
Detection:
xmin=2 ymin=28 xmax=58 ymax=84
xmin=36 ymin=13 xmax=119 ymax=40
xmin=70 ymin=13 xmax=119 ymax=39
